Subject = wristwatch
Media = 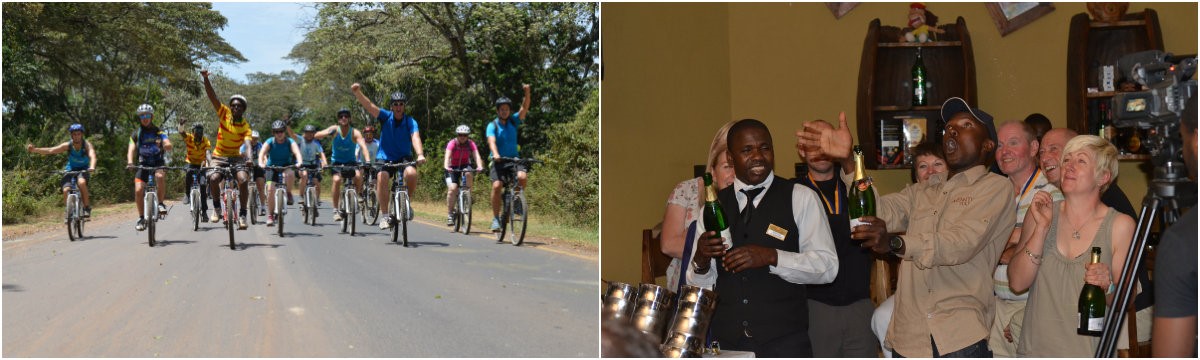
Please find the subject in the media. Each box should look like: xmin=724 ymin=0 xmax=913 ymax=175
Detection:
xmin=889 ymin=235 xmax=905 ymax=255
xmin=692 ymin=259 xmax=711 ymax=274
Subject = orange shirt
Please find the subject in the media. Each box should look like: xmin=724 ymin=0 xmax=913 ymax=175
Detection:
xmin=212 ymin=104 xmax=251 ymax=158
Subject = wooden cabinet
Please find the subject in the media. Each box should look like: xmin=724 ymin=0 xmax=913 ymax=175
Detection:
xmin=856 ymin=17 xmax=977 ymax=170
xmin=1066 ymin=9 xmax=1162 ymax=161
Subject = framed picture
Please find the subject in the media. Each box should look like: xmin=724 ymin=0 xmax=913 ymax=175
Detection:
xmin=825 ymin=3 xmax=858 ymax=19
xmin=984 ymin=2 xmax=1055 ymax=37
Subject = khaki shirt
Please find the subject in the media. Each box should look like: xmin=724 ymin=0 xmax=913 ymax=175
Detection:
xmin=878 ymin=165 xmax=1016 ymax=357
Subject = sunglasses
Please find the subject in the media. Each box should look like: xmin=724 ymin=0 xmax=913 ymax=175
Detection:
xmin=138 ymin=114 xmax=153 ymax=120
xmin=390 ymin=102 xmax=405 ymax=107
xmin=338 ymin=114 xmax=351 ymax=119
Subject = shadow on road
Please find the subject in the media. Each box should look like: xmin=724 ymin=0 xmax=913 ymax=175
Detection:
xmin=77 ymin=235 xmax=118 ymax=241
xmin=386 ymin=241 xmax=449 ymax=248
xmin=3 ymin=284 xmax=24 ymax=292
xmin=155 ymin=240 xmax=198 ymax=247
xmin=236 ymin=243 xmax=285 ymax=250
xmin=282 ymin=232 xmax=323 ymax=238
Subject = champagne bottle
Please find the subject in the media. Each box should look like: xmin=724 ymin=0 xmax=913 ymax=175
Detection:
xmin=848 ymin=146 xmax=876 ymax=231
xmin=1077 ymin=247 xmax=1106 ymax=336
xmin=911 ymin=47 xmax=928 ymax=106
xmin=1097 ymin=102 xmax=1109 ymax=140
xmin=702 ymin=172 xmax=728 ymax=237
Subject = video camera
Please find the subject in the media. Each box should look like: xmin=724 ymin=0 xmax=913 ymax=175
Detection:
xmin=1110 ymin=50 xmax=1197 ymax=165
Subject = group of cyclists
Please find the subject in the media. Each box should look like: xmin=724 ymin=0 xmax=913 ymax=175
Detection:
xmin=26 ymin=69 xmax=534 ymax=237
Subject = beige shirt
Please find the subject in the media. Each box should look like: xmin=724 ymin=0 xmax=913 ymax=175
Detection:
xmin=877 ymin=165 xmax=1017 ymax=357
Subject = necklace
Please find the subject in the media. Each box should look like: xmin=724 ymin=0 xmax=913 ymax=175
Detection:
xmin=1065 ymin=206 xmax=1096 ymax=240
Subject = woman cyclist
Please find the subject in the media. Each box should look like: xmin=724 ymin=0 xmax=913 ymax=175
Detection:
xmin=26 ymin=123 xmax=97 ymax=218
xmin=443 ymin=124 xmax=484 ymax=225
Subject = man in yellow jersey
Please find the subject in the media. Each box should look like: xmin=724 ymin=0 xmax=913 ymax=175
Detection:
xmin=178 ymin=122 xmax=212 ymax=221
xmin=201 ymin=69 xmax=252 ymax=229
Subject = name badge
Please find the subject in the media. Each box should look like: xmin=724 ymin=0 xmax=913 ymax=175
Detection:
xmin=766 ymin=224 xmax=788 ymax=241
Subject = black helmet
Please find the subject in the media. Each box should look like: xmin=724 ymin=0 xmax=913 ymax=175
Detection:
xmin=271 ymin=120 xmax=287 ymax=131
xmin=495 ymin=96 xmax=513 ymax=108
xmin=389 ymin=92 xmax=407 ymax=103
xmin=337 ymin=108 xmax=351 ymax=117
xmin=303 ymin=124 xmax=317 ymax=133
xmin=192 ymin=123 xmax=204 ymax=134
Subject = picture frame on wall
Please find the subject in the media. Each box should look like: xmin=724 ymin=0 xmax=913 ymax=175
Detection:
xmin=984 ymin=2 xmax=1055 ymax=36
xmin=825 ymin=2 xmax=858 ymax=19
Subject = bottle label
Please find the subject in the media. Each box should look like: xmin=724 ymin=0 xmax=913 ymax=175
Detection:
xmin=914 ymin=87 xmax=924 ymax=97
xmin=1086 ymin=316 xmax=1104 ymax=331
xmin=850 ymin=217 xmax=869 ymax=231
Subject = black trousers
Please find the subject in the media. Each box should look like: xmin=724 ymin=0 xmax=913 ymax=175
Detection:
xmin=726 ymin=330 xmax=813 ymax=358
xmin=894 ymin=337 xmax=991 ymax=358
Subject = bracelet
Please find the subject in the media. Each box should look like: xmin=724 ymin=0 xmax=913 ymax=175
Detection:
xmin=1023 ymin=248 xmax=1043 ymax=265
xmin=1107 ymin=283 xmax=1115 ymax=295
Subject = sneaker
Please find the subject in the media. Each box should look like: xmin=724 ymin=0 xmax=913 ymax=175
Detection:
xmin=266 ymin=214 xmax=275 ymax=226
xmin=334 ymin=211 xmax=343 ymax=222
xmin=157 ymin=203 xmax=167 ymax=214
xmin=183 ymin=195 xmax=190 ymax=205
xmin=238 ymin=216 xmax=248 ymax=230
xmin=201 ymin=210 xmax=209 ymax=221
xmin=446 ymin=214 xmax=454 ymax=226
xmin=380 ymin=215 xmax=393 ymax=230
xmin=83 ymin=207 xmax=92 ymax=218
xmin=209 ymin=211 xmax=221 ymax=223
xmin=287 ymin=193 xmax=294 ymax=205
xmin=259 ymin=206 xmax=267 ymax=217
xmin=135 ymin=218 xmax=147 ymax=231
xmin=490 ymin=217 xmax=501 ymax=232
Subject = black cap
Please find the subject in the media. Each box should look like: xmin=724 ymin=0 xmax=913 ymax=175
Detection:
xmin=941 ymin=97 xmax=997 ymax=144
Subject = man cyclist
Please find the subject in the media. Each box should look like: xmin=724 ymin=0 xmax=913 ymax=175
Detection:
xmin=177 ymin=122 xmax=212 ymax=221
xmin=350 ymin=83 xmax=426 ymax=230
xmin=444 ymin=124 xmax=484 ymax=225
xmin=26 ymin=123 xmax=97 ymax=218
xmin=311 ymin=108 xmax=372 ymax=222
xmin=201 ymin=69 xmax=253 ymax=229
xmin=126 ymin=103 xmax=173 ymax=231
xmin=488 ymin=84 xmax=531 ymax=232
xmin=242 ymin=130 xmax=268 ymax=217
xmin=294 ymin=124 xmax=328 ymax=207
xmin=258 ymin=120 xmax=304 ymax=226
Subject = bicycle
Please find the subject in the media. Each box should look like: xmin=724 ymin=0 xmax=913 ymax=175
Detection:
xmin=205 ymin=165 xmax=248 ymax=250
xmin=493 ymin=157 xmax=540 ymax=246
xmin=300 ymin=166 xmax=321 ymax=225
xmin=186 ymin=167 xmax=208 ymax=231
xmin=263 ymin=165 xmax=296 ymax=237
xmin=246 ymin=164 xmax=264 ymax=225
xmin=58 ymin=169 xmax=90 ymax=241
xmin=360 ymin=165 xmax=380 ymax=226
xmin=449 ymin=168 xmax=480 ymax=235
xmin=377 ymin=161 xmax=418 ymax=246
xmin=129 ymin=165 xmax=177 ymax=247
xmin=329 ymin=165 xmax=360 ymax=236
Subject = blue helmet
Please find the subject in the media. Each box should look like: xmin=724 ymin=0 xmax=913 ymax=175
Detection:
xmin=68 ymin=123 xmax=84 ymax=133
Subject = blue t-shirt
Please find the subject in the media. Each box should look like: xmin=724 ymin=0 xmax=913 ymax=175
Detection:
xmin=375 ymin=108 xmax=419 ymax=161
xmin=263 ymin=137 xmax=295 ymax=166
xmin=486 ymin=114 xmax=521 ymax=159
xmin=331 ymin=127 xmax=357 ymax=164
xmin=66 ymin=141 xmax=90 ymax=171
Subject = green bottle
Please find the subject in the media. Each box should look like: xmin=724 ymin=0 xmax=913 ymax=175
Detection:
xmin=911 ymin=47 xmax=928 ymax=106
xmin=848 ymin=146 xmax=876 ymax=228
xmin=702 ymin=173 xmax=728 ymax=237
xmin=1077 ymin=247 xmax=1106 ymax=336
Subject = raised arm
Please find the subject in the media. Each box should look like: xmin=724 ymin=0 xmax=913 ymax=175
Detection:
xmin=26 ymin=141 xmax=70 ymax=155
xmin=1007 ymin=192 xmax=1052 ymax=293
xmin=312 ymin=125 xmax=338 ymax=140
xmin=350 ymin=83 xmax=381 ymax=119
xmin=200 ymin=70 xmax=221 ymax=111
xmin=518 ymin=84 xmax=531 ymax=121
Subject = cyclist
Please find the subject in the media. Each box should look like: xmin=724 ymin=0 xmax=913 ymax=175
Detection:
xmin=26 ymin=123 xmax=97 ymax=218
xmin=444 ymin=124 xmax=485 ymax=225
xmin=201 ymin=69 xmax=253 ymax=229
xmin=311 ymin=108 xmax=372 ymax=221
xmin=350 ymin=83 xmax=426 ymax=230
xmin=126 ymin=103 xmax=173 ymax=231
xmin=242 ymin=130 xmax=268 ymax=217
xmin=294 ymin=124 xmax=328 ymax=207
xmin=356 ymin=125 xmax=380 ymax=165
xmin=258 ymin=120 xmax=304 ymax=226
xmin=487 ymin=84 xmax=532 ymax=232
xmin=177 ymin=122 xmax=212 ymax=221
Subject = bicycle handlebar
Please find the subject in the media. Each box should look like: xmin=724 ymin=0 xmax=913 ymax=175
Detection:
xmin=448 ymin=168 xmax=481 ymax=173
xmin=493 ymin=157 xmax=542 ymax=165
xmin=374 ymin=161 xmax=418 ymax=169
xmin=127 ymin=165 xmax=186 ymax=171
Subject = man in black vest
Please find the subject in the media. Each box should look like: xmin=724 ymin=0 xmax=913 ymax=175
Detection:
xmin=692 ymin=119 xmax=839 ymax=357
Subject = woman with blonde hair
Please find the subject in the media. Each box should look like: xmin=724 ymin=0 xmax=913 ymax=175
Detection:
xmin=661 ymin=121 xmax=737 ymax=291
xmin=1007 ymin=135 xmax=1135 ymax=357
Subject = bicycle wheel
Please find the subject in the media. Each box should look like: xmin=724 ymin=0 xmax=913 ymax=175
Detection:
xmin=496 ymin=191 xmax=510 ymax=242
xmin=510 ymin=191 xmax=528 ymax=246
xmin=348 ymin=190 xmax=357 ymax=236
xmin=192 ymin=189 xmax=201 ymax=231
xmin=66 ymin=196 xmax=77 ymax=241
xmin=310 ymin=187 xmax=319 ymax=225
xmin=226 ymin=189 xmax=236 ymax=250
xmin=463 ymin=191 xmax=472 ymax=235
xmin=248 ymin=186 xmax=258 ymax=225
xmin=390 ymin=192 xmax=400 ymax=244
xmin=363 ymin=188 xmax=378 ymax=225
xmin=146 ymin=194 xmax=156 ymax=247
xmin=398 ymin=191 xmax=409 ymax=247
xmin=452 ymin=189 xmax=463 ymax=233
xmin=277 ymin=189 xmax=285 ymax=237
xmin=148 ymin=216 xmax=157 ymax=247
xmin=340 ymin=191 xmax=349 ymax=234
xmin=75 ymin=216 xmax=84 ymax=240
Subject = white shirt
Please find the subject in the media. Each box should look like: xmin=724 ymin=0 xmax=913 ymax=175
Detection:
xmin=687 ymin=172 xmax=839 ymax=287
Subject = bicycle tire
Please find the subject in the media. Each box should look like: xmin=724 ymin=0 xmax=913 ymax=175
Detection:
xmin=398 ymin=191 xmax=409 ymax=247
xmin=248 ymin=186 xmax=258 ymax=225
xmin=463 ymin=192 xmax=472 ymax=235
xmin=75 ymin=216 xmax=84 ymax=240
xmin=340 ymin=194 xmax=349 ymax=234
xmin=496 ymin=191 xmax=510 ymax=243
xmin=192 ymin=189 xmax=201 ymax=231
xmin=146 ymin=193 xmax=156 ymax=247
xmin=148 ymin=216 xmax=156 ymax=247
xmin=510 ymin=191 xmax=527 ymax=246
xmin=452 ymin=189 xmax=463 ymax=233
xmin=226 ymin=189 xmax=236 ymax=250
xmin=66 ymin=196 xmax=77 ymax=241
xmin=363 ymin=188 xmax=378 ymax=225
xmin=277 ymin=189 xmax=285 ymax=237
xmin=348 ymin=190 xmax=357 ymax=236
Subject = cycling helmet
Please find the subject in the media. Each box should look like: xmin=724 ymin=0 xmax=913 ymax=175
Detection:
xmin=337 ymin=108 xmax=352 ymax=117
xmin=68 ymin=123 xmax=84 ymax=133
xmin=363 ymin=125 xmax=376 ymax=133
xmin=192 ymin=123 xmax=204 ymax=133
xmin=303 ymin=124 xmax=317 ymax=133
xmin=455 ymin=125 xmax=470 ymax=135
xmin=271 ymin=120 xmax=287 ymax=131
xmin=251 ymin=130 xmax=260 ymax=139
xmin=389 ymin=92 xmax=407 ymax=103
xmin=136 ymin=103 xmax=154 ymax=114
xmin=229 ymin=94 xmax=247 ymax=105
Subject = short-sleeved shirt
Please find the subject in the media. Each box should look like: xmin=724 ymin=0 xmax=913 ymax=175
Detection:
xmin=294 ymin=135 xmax=324 ymax=165
xmin=445 ymin=139 xmax=478 ymax=168
xmin=212 ymin=104 xmax=252 ymax=158
xmin=263 ymin=137 xmax=296 ymax=166
xmin=1155 ymin=208 xmax=1197 ymax=319
xmin=129 ymin=127 xmax=167 ymax=165
xmin=182 ymin=133 xmax=211 ymax=165
xmin=375 ymin=109 xmax=419 ymax=161
xmin=241 ymin=141 xmax=262 ymax=163
xmin=356 ymin=139 xmax=379 ymax=164
xmin=486 ymin=114 xmax=521 ymax=159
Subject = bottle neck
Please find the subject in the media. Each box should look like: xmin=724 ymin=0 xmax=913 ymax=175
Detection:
xmin=853 ymin=153 xmax=866 ymax=181
xmin=705 ymin=183 xmax=719 ymax=202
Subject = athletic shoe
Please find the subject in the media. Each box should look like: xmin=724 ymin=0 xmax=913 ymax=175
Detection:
xmin=446 ymin=214 xmax=454 ymax=226
xmin=135 ymin=218 xmax=147 ymax=231
xmin=266 ymin=214 xmax=275 ymax=226
xmin=238 ymin=216 xmax=248 ymax=230
xmin=334 ymin=211 xmax=343 ymax=222
xmin=209 ymin=212 xmax=221 ymax=223
xmin=380 ymin=215 xmax=393 ymax=230
xmin=490 ymin=217 xmax=501 ymax=232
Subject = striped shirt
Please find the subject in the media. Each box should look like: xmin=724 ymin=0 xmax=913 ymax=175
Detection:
xmin=212 ymin=103 xmax=251 ymax=158
xmin=183 ymin=133 xmax=211 ymax=165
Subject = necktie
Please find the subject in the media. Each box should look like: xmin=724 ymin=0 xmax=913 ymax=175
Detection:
xmin=740 ymin=187 xmax=765 ymax=225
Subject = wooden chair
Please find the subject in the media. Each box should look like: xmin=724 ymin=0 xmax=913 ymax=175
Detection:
xmin=641 ymin=227 xmax=671 ymax=285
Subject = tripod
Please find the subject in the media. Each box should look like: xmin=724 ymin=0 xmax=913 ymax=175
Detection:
xmin=1096 ymin=126 xmax=1193 ymax=357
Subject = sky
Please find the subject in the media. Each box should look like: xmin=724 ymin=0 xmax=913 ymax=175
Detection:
xmin=210 ymin=2 xmax=316 ymax=82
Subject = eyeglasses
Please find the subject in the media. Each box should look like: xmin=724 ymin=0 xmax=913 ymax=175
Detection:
xmin=338 ymin=114 xmax=351 ymax=119
xmin=390 ymin=102 xmax=405 ymax=107
xmin=138 ymin=114 xmax=153 ymax=120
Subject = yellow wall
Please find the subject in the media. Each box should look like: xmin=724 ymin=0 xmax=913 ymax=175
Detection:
xmin=601 ymin=2 xmax=1198 ymax=284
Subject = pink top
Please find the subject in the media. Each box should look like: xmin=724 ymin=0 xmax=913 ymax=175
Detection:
xmin=445 ymin=139 xmax=478 ymax=167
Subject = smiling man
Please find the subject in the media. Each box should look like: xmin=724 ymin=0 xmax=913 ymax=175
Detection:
xmin=689 ymin=119 xmax=838 ymax=357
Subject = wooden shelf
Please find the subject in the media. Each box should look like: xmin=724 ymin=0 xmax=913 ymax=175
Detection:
xmin=1086 ymin=91 xmax=1117 ymax=98
xmin=1091 ymin=20 xmax=1147 ymax=28
xmin=1118 ymin=154 xmax=1151 ymax=161
xmin=878 ymin=41 xmax=963 ymax=48
xmin=875 ymin=105 xmax=942 ymax=111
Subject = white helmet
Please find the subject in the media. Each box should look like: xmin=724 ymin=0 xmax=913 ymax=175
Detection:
xmin=229 ymin=94 xmax=247 ymax=105
xmin=136 ymin=104 xmax=154 ymax=114
xmin=251 ymin=130 xmax=260 ymax=139
xmin=455 ymin=125 xmax=470 ymax=135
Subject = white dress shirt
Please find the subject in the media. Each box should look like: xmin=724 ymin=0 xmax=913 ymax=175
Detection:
xmin=687 ymin=172 xmax=839 ymax=287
